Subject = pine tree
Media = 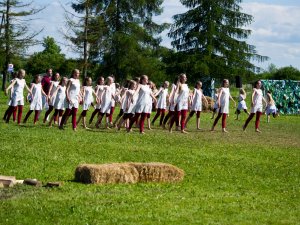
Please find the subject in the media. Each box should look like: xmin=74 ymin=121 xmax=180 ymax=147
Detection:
xmin=168 ymin=0 xmax=268 ymax=81
xmin=67 ymin=0 xmax=169 ymax=81
xmin=0 ymin=0 xmax=44 ymax=90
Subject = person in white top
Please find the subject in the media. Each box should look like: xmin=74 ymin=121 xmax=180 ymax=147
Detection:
xmin=117 ymin=80 xmax=137 ymax=130
xmin=235 ymin=88 xmax=250 ymax=120
xmin=95 ymin=76 xmax=115 ymax=129
xmin=265 ymin=90 xmax=279 ymax=123
xmin=5 ymin=69 xmax=32 ymax=124
xmin=162 ymin=77 xmax=179 ymax=129
xmin=108 ymin=76 xmax=116 ymax=126
xmin=185 ymin=81 xmax=209 ymax=130
xmin=23 ymin=75 xmax=47 ymax=124
xmin=243 ymin=80 xmax=267 ymax=132
xmin=211 ymin=79 xmax=236 ymax=133
xmin=77 ymin=77 xmax=98 ymax=129
xmin=48 ymin=77 xmax=68 ymax=127
xmin=113 ymin=82 xmax=129 ymax=127
xmin=3 ymin=72 xmax=17 ymax=122
xmin=89 ymin=77 xmax=105 ymax=124
xmin=43 ymin=72 xmax=60 ymax=123
xmin=211 ymin=88 xmax=220 ymax=119
xmin=59 ymin=69 xmax=81 ymax=131
xmin=127 ymin=75 xmax=157 ymax=134
xmin=151 ymin=81 xmax=169 ymax=126
xmin=169 ymin=73 xmax=189 ymax=133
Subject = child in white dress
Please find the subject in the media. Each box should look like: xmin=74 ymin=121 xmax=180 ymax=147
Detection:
xmin=23 ymin=75 xmax=47 ymax=124
xmin=151 ymin=81 xmax=169 ymax=126
xmin=77 ymin=77 xmax=98 ymax=128
xmin=44 ymin=72 xmax=60 ymax=123
xmin=235 ymin=88 xmax=250 ymax=120
xmin=169 ymin=73 xmax=189 ymax=133
xmin=95 ymin=76 xmax=115 ymax=129
xmin=89 ymin=77 xmax=104 ymax=124
xmin=211 ymin=79 xmax=236 ymax=132
xmin=185 ymin=81 xmax=208 ymax=130
xmin=59 ymin=69 xmax=81 ymax=131
xmin=243 ymin=80 xmax=267 ymax=132
xmin=265 ymin=90 xmax=278 ymax=123
xmin=48 ymin=77 xmax=68 ymax=127
xmin=5 ymin=69 xmax=32 ymax=124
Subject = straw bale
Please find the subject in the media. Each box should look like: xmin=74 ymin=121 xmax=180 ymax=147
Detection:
xmin=75 ymin=163 xmax=139 ymax=184
xmin=75 ymin=163 xmax=184 ymax=184
xmin=129 ymin=162 xmax=184 ymax=183
xmin=203 ymin=96 xmax=214 ymax=112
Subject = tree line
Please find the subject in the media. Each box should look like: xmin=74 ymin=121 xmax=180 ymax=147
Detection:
xmin=1 ymin=0 xmax=299 ymax=90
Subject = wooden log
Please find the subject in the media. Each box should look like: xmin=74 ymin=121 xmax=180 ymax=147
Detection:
xmin=0 ymin=175 xmax=16 ymax=187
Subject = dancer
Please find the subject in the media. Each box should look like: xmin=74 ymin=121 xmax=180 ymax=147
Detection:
xmin=23 ymin=75 xmax=47 ymax=124
xmin=108 ymin=76 xmax=116 ymax=126
xmin=43 ymin=72 xmax=60 ymax=123
xmin=41 ymin=68 xmax=53 ymax=111
xmin=235 ymin=88 xmax=250 ymax=120
xmin=265 ymin=90 xmax=278 ymax=123
xmin=59 ymin=69 xmax=81 ymax=131
xmin=211 ymin=88 xmax=219 ymax=119
xmin=127 ymin=75 xmax=157 ymax=134
xmin=151 ymin=81 xmax=169 ymax=126
xmin=185 ymin=81 xmax=209 ymax=130
xmin=162 ymin=77 xmax=179 ymax=129
xmin=77 ymin=77 xmax=98 ymax=128
xmin=49 ymin=77 xmax=68 ymax=127
xmin=95 ymin=76 xmax=115 ymax=129
xmin=3 ymin=72 xmax=17 ymax=122
xmin=243 ymin=80 xmax=266 ymax=132
xmin=89 ymin=77 xmax=104 ymax=125
xmin=113 ymin=81 xmax=129 ymax=126
xmin=117 ymin=80 xmax=137 ymax=130
xmin=211 ymin=79 xmax=236 ymax=133
xmin=169 ymin=73 xmax=189 ymax=133
xmin=5 ymin=69 xmax=32 ymax=124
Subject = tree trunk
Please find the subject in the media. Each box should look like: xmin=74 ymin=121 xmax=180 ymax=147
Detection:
xmin=82 ymin=1 xmax=89 ymax=79
xmin=2 ymin=0 xmax=10 ymax=91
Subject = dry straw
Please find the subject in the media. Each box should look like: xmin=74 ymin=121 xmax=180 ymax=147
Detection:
xmin=75 ymin=162 xmax=184 ymax=184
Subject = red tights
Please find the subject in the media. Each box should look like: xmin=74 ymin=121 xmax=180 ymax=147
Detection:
xmin=213 ymin=113 xmax=227 ymax=129
xmin=244 ymin=112 xmax=262 ymax=129
xmin=6 ymin=105 xmax=23 ymax=124
xmin=60 ymin=107 xmax=78 ymax=129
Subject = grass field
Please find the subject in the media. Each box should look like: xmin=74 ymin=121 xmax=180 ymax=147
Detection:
xmin=0 ymin=89 xmax=299 ymax=225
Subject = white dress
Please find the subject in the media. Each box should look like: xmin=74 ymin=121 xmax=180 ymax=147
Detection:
xmin=121 ymin=88 xmax=128 ymax=111
xmin=191 ymin=88 xmax=203 ymax=112
xmin=100 ymin=85 xmax=112 ymax=114
xmin=67 ymin=78 xmax=81 ymax=109
xmin=82 ymin=86 xmax=94 ymax=110
xmin=30 ymin=83 xmax=43 ymax=110
xmin=95 ymin=85 xmax=104 ymax=109
xmin=10 ymin=78 xmax=26 ymax=106
xmin=54 ymin=86 xmax=66 ymax=110
xmin=176 ymin=83 xmax=189 ymax=111
xmin=237 ymin=94 xmax=247 ymax=110
xmin=219 ymin=87 xmax=230 ymax=114
xmin=169 ymin=84 xmax=177 ymax=111
xmin=251 ymin=88 xmax=263 ymax=113
xmin=124 ymin=90 xmax=136 ymax=114
xmin=135 ymin=85 xmax=152 ymax=113
xmin=49 ymin=81 xmax=60 ymax=106
xmin=110 ymin=83 xmax=116 ymax=107
xmin=156 ymin=88 xmax=168 ymax=109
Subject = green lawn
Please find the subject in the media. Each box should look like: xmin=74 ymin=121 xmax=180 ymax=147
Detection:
xmin=0 ymin=92 xmax=299 ymax=224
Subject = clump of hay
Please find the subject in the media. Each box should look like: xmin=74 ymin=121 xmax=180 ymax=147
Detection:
xmin=203 ymin=96 xmax=214 ymax=112
xmin=75 ymin=163 xmax=184 ymax=184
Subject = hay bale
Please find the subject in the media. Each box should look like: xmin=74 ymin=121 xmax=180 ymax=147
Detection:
xmin=129 ymin=163 xmax=184 ymax=183
xmin=203 ymin=96 xmax=214 ymax=112
xmin=75 ymin=163 xmax=139 ymax=184
xmin=75 ymin=163 xmax=184 ymax=184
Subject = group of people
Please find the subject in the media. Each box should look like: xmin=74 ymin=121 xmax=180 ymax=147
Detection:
xmin=3 ymin=68 xmax=278 ymax=134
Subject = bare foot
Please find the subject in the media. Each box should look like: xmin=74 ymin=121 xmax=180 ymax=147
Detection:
xmin=181 ymin=130 xmax=188 ymax=134
xmin=140 ymin=131 xmax=145 ymax=135
xmin=255 ymin=129 xmax=261 ymax=133
xmin=222 ymin=128 xmax=228 ymax=133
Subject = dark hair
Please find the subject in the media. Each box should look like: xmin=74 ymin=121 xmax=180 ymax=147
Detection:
xmin=32 ymin=74 xmax=40 ymax=84
xmin=97 ymin=76 xmax=104 ymax=85
xmin=179 ymin=73 xmax=186 ymax=83
xmin=71 ymin=69 xmax=79 ymax=78
xmin=128 ymin=80 xmax=136 ymax=90
xmin=46 ymin=68 xmax=52 ymax=74
xmin=51 ymin=72 xmax=60 ymax=81
xmin=140 ymin=75 xmax=148 ymax=84
xmin=83 ymin=76 xmax=91 ymax=86
xmin=222 ymin=79 xmax=228 ymax=87
xmin=134 ymin=77 xmax=140 ymax=83
xmin=254 ymin=80 xmax=261 ymax=88
xmin=195 ymin=81 xmax=202 ymax=88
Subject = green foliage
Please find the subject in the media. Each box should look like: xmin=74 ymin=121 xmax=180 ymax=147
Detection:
xmin=69 ymin=0 xmax=169 ymax=82
xmin=168 ymin=0 xmax=268 ymax=81
xmin=0 ymin=99 xmax=299 ymax=224
xmin=25 ymin=37 xmax=66 ymax=76
xmin=273 ymin=66 xmax=300 ymax=80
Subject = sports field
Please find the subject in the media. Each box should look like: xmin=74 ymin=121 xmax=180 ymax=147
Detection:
xmin=0 ymin=93 xmax=299 ymax=224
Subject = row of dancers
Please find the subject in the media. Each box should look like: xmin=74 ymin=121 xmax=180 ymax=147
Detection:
xmin=3 ymin=69 xmax=278 ymax=133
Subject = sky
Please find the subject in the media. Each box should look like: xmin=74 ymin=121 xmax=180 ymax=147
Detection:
xmin=28 ymin=0 xmax=300 ymax=71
